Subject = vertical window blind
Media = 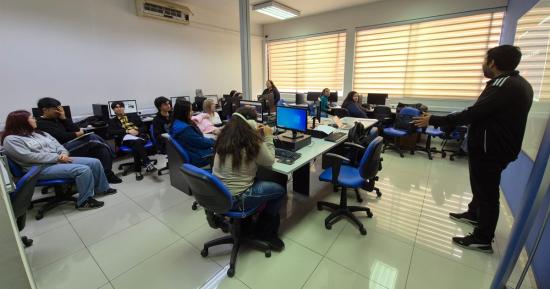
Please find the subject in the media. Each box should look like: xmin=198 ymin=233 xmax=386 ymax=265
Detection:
xmin=514 ymin=6 xmax=550 ymax=101
xmin=267 ymin=32 xmax=346 ymax=93
xmin=353 ymin=12 xmax=504 ymax=99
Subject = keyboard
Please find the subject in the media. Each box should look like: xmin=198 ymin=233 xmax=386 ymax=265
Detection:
xmin=324 ymin=132 xmax=347 ymax=142
xmin=275 ymin=148 xmax=301 ymax=161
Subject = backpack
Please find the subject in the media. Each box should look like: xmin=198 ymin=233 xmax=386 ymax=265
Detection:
xmin=393 ymin=113 xmax=416 ymax=133
xmin=348 ymin=122 xmax=377 ymax=148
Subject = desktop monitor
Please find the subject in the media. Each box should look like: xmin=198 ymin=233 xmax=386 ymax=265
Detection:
xmin=195 ymin=89 xmax=204 ymax=98
xmin=295 ymin=93 xmax=306 ymax=105
xmin=367 ymin=93 xmax=388 ymax=105
xmin=170 ymin=96 xmax=190 ymax=105
xmin=307 ymin=91 xmax=321 ymax=101
xmin=107 ymin=100 xmax=138 ymax=117
xmin=328 ymin=92 xmax=338 ymax=103
xmin=276 ymin=106 xmax=308 ymax=135
xmin=32 ymin=106 xmax=72 ymax=119
xmin=240 ymin=100 xmax=264 ymax=122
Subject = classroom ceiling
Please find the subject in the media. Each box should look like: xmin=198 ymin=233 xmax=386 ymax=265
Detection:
xmin=175 ymin=0 xmax=384 ymax=25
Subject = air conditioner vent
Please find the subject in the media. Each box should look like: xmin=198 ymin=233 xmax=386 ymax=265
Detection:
xmin=136 ymin=0 xmax=192 ymax=24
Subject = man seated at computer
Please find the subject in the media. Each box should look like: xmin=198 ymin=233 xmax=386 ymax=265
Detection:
xmin=192 ymin=99 xmax=222 ymax=136
xmin=342 ymin=91 xmax=368 ymax=118
xmin=108 ymin=101 xmax=157 ymax=173
xmin=36 ymin=97 xmax=122 ymax=184
xmin=170 ymin=99 xmax=215 ymax=167
xmin=152 ymin=96 xmax=172 ymax=154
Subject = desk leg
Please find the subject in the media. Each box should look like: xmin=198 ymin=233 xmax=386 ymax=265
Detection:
xmin=292 ymin=164 xmax=311 ymax=196
xmin=257 ymin=167 xmax=289 ymax=191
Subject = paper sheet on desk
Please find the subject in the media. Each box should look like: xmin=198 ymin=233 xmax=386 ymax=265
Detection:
xmin=123 ymin=134 xmax=144 ymax=142
xmin=315 ymin=125 xmax=337 ymax=135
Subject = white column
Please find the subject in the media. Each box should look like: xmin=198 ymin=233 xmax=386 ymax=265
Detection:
xmin=343 ymin=28 xmax=356 ymax=96
xmin=239 ymin=0 xmax=252 ymax=100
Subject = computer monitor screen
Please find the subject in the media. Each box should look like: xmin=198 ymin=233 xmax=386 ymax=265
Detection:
xmin=276 ymin=106 xmax=307 ymax=133
xmin=32 ymin=106 xmax=72 ymax=119
xmin=195 ymin=89 xmax=204 ymax=97
xmin=170 ymin=96 xmax=190 ymax=104
xmin=329 ymin=92 xmax=338 ymax=103
xmin=295 ymin=93 xmax=306 ymax=105
xmin=240 ymin=100 xmax=263 ymax=122
xmin=367 ymin=93 xmax=388 ymax=105
xmin=108 ymin=100 xmax=138 ymax=117
xmin=307 ymin=91 xmax=321 ymax=101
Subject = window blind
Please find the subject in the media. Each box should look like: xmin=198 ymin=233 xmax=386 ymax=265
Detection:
xmin=267 ymin=32 xmax=346 ymax=93
xmin=353 ymin=12 xmax=504 ymax=99
xmin=514 ymin=7 xmax=550 ymax=100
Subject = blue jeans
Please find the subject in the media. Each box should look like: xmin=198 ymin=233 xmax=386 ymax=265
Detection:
xmin=234 ymin=181 xmax=286 ymax=216
xmin=39 ymin=157 xmax=110 ymax=206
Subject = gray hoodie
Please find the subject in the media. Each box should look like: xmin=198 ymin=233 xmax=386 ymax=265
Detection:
xmin=3 ymin=132 xmax=68 ymax=171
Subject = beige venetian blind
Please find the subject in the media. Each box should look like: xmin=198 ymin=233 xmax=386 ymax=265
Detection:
xmin=353 ymin=12 xmax=504 ymax=99
xmin=514 ymin=6 xmax=550 ymax=100
xmin=267 ymin=32 xmax=346 ymax=93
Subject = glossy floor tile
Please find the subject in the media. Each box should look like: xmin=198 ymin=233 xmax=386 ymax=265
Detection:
xmin=23 ymin=152 xmax=536 ymax=289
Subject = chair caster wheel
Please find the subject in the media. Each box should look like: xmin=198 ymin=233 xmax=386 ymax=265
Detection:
xmin=325 ymin=223 xmax=332 ymax=230
xmin=359 ymin=227 xmax=367 ymax=235
xmin=265 ymin=250 xmax=271 ymax=258
xmin=28 ymin=203 xmax=34 ymax=209
xmin=357 ymin=198 xmax=363 ymax=203
xmin=35 ymin=213 xmax=43 ymax=220
xmin=317 ymin=203 xmax=323 ymax=211
xmin=410 ymin=151 xmax=415 ymax=155
xmin=442 ymin=152 xmax=447 ymax=158
xmin=200 ymin=249 xmax=208 ymax=257
xmin=192 ymin=202 xmax=198 ymax=210
xmin=367 ymin=211 xmax=374 ymax=218
xmin=157 ymin=171 xmax=162 ymax=176
xmin=227 ymin=268 xmax=235 ymax=277
xmin=118 ymin=165 xmax=123 ymax=170
xmin=429 ymin=156 xmax=433 ymax=160
xmin=135 ymin=174 xmax=143 ymax=181
xmin=450 ymin=156 xmax=455 ymax=161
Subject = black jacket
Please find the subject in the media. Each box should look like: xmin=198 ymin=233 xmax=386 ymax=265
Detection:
xmin=108 ymin=114 xmax=146 ymax=145
xmin=36 ymin=117 xmax=80 ymax=144
xmin=430 ymin=71 xmax=533 ymax=162
xmin=262 ymin=87 xmax=281 ymax=105
xmin=152 ymin=112 xmax=171 ymax=153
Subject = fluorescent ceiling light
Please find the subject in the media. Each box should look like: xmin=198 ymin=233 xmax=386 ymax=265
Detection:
xmin=253 ymin=1 xmax=300 ymax=20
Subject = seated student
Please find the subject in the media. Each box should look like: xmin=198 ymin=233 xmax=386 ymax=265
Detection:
xmin=192 ymin=99 xmax=222 ymax=135
xmin=213 ymin=106 xmax=285 ymax=250
xmin=2 ymin=110 xmax=116 ymax=210
xmin=170 ymin=99 xmax=215 ymax=167
xmin=320 ymin=88 xmax=331 ymax=117
xmin=152 ymin=96 xmax=172 ymax=154
xmin=108 ymin=101 xmax=157 ymax=178
xmin=35 ymin=97 xmax=122 ymax=184
xmin=342 ymin=91 xmax=368 ymax=118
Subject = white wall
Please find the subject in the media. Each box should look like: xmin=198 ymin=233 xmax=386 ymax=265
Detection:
xmin=0 ymin=0 xmax=264 ymax=123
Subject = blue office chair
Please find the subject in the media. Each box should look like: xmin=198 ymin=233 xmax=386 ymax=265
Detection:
xmin=7 ymin=157 xmax=76 ymax=220
xmin=8 ymin=165 xmax=41 ymax=247
xmin=318 ymin=136 xmax=383 ymax=235
xmin=149 ymin=124 xmax=169 ymax=176
xmin=179 ymin=163 xmax=271 ymax=277
xmin=440 ymin=125 xmax=468 ymax=161
xmin=416 ymin=126 xmax=446 ymax=160
xmin=382 ymin=107 xmax=421 ymax=158
xmin=117 ymin=139 xmax=157 ymax=181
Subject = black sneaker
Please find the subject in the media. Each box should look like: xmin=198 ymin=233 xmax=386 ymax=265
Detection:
xmin=145 ymin=162 xmax=157 ymax=173
xmin=262 ymin=236 xmax=285 ymax=251
xmin=452 ymin=234 xmax=493 ymax=254
xmin=106 ymin=171 xmax=122 ymax=184
xmin=21 ymin=236 xmax=33 ymax=248
xmin=99 ymin=188 xmax=117 ymax=196
xmin=449 ymin=211 xmax=478 ymax=226
xmin=76 ymin=198 xmax=104 ymax=210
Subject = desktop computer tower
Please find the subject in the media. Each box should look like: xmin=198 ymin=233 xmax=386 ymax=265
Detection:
xmin=93 ymin=104 xmax=110 ymax=121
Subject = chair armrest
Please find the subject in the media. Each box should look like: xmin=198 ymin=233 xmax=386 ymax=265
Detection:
xmin=325 ymin=153 xmax=351 ymax=184
xmin=343 ymin=142 xmax=365 ymax=167
xmin=202 ymin=153 xmax=215 ymax=168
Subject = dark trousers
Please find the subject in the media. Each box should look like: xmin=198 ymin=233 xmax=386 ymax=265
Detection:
xmin=122 ymin=139 xmax=150 ymax=170
xmin=467 ymin=156 xmax=510 ymax=242
xmin=71 ymin=142 xmax=113 ymax=172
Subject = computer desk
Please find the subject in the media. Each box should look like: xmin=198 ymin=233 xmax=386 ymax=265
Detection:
xmin=258 ymin=117 xmax=378 ymax=196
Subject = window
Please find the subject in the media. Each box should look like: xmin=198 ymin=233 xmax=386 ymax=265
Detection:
xmin=514 ymin=6 xmax=550 ymax=101
xmin=353 ymin=12 xmax=504 ymax=99
xmin=267 ymin=32 xmax=346 ymax=93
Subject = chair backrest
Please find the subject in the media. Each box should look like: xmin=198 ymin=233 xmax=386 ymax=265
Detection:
xmin=179 ymin=163 xmax=233 ymax=214
xmin=167 ymin=136 xmax=190 ymax=163
xmin=358 ymin=136 xmax=384 ymax=180
xmin=166 ymin=135 xmax=192 ymax=195
xmin=373 ymin=105 xmax=392 ymax=119
xmin=149 ymin=124 xmax=157 ymax=146
xmin=10 ymin=166 xmax=41 ymax=218
xmin=6 ymin=157 xmax=24 ymax=178
xmin=332 ymin=108 xmax=349 ymax=118
xmin=398 ymin=106 xmax=421 ymax=117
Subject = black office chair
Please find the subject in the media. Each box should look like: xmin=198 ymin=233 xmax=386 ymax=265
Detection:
xmin=331 ymin=108 xmax=349 ymax=118
xmin=372 ymin=106 xmax=393 ymax=131
xmin=179 ymin=164 xmax=271 ymax=277
xmin=441 ymin=125 xmax=468 ymax=161
xmin=317 ymin=136 xmax=383 ymax=235
xmin=149 ymin=124 xmax=169 ymax=176
xmin=7 ymin=165 xmax=41 ymax=247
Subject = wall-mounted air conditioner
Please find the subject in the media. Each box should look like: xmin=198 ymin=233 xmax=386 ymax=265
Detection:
xmin=136 ymin=0 xmax=192 ymax=24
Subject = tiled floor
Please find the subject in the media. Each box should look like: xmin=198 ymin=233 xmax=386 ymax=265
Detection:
xmin=21 ymin=150 xmax=538 ymax=289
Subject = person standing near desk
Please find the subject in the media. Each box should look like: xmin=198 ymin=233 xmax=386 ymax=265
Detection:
xmin=36 ymin=97 xmax=122 ymax=184
xmin=108 ymin=101 xmax=157 ymax=174
xmin=152 ymin=97 xmax=172 ymax=154
xmin=262 ymin=80 xmax=280 ymax=105
xmin=413 ymin=45 xmax=533 ymax=253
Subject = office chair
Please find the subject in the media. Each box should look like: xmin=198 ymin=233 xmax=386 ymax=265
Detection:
xmin=331 ymin=108 xmax=349 ymax=118
xmin=440 ymin=125 xmax=468 ymax=161
xmin=166 ymin=135 xmax=212 ymax=211
xmin=7 ymin=157 xmax=76 ymax=220
xmin=382 ymin=107 xmax=421 ymax=158
xmin=117 ymin=141 xmax=157 ymax=181
xmin=372 ymin=106 xmax=393 ymax=131
xmin=149 ymin=124 xmax=169 ymax=176
xmin=317 ymin=136 xmax=383 ymax=235
xmin=417 ymin=126 xmax=446 ymax=160
xmin=8 ymin=165 xmax=41 ymax=247
xmin=179 ymin=164 xmax=271 ymax=277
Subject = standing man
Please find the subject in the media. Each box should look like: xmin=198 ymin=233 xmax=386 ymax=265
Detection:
xmin=413 ymin=45 xmax=533 ymax=253
xmin=36 ymin=97 xmax=122 ymax=184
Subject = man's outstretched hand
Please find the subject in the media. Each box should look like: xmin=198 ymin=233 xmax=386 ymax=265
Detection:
xmin=412 ymin=113 xmax=431 ymax=128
